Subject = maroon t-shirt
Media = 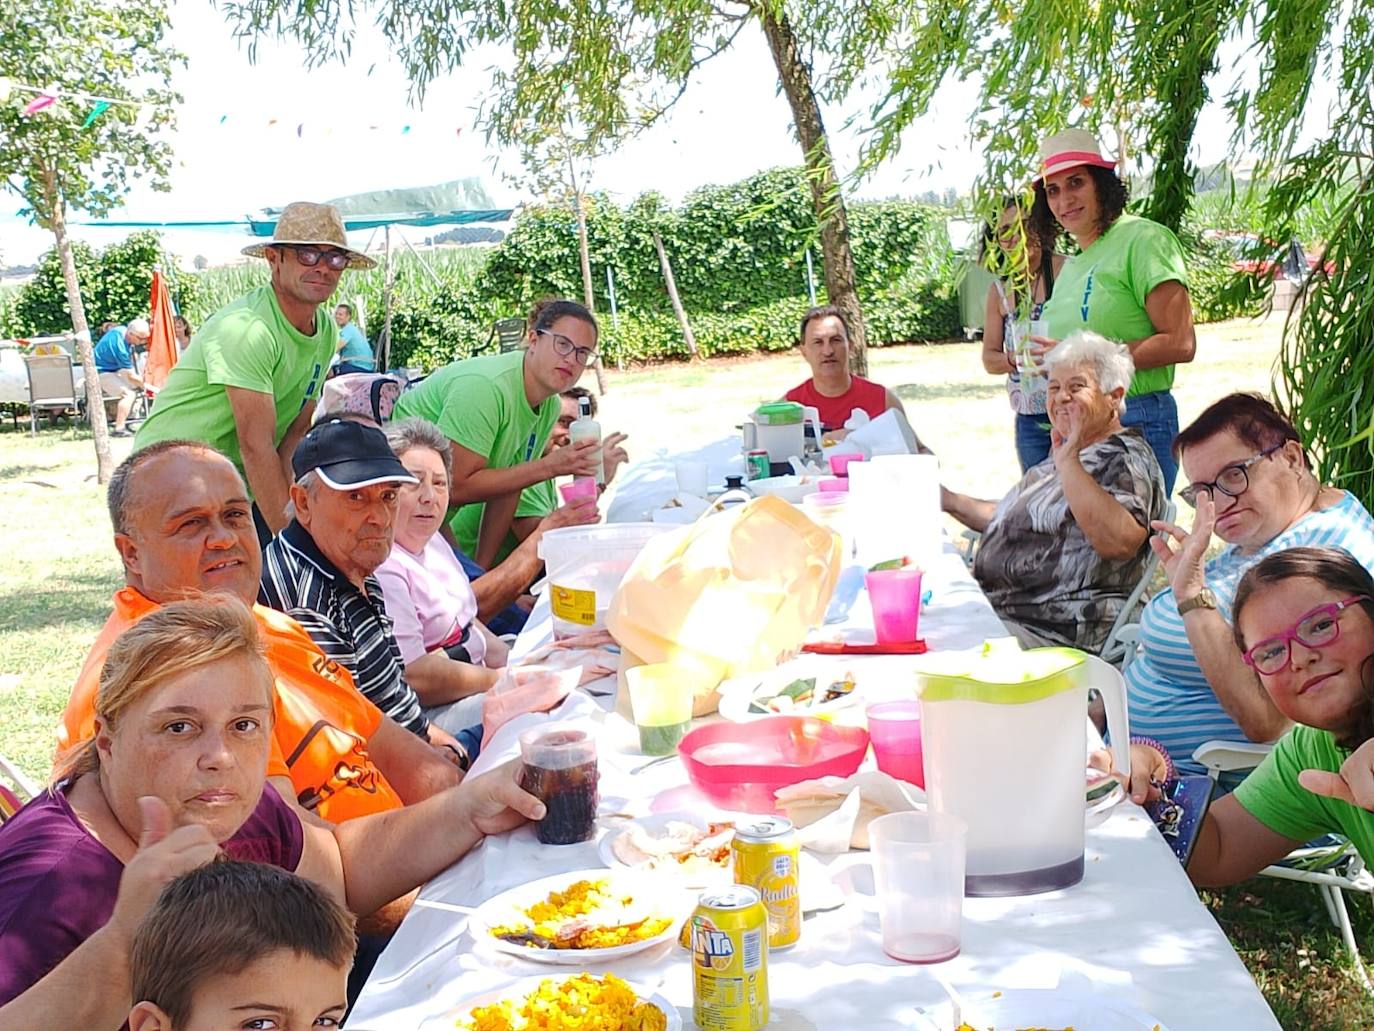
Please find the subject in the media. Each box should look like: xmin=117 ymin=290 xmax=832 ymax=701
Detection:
xmin=0 ymin=785 xmax=304 ymax=1006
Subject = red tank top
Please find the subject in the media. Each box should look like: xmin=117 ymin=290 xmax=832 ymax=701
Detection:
xmin=784 ymin=375 xmax=889 ymax=431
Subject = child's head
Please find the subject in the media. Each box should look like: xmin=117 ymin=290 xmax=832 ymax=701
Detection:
xmin=128 ymin=860 xmax=356 ymax=1031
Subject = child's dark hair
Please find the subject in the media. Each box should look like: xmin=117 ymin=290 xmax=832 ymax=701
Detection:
xmin=1232 ymin=546 xmax=1374 ymax=749
xmin=131 ymin=860 xmax=356 ymax=1026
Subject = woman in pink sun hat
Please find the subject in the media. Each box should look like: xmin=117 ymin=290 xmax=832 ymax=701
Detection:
xmin=1028 ymin=128 xmax=1197 ymax=493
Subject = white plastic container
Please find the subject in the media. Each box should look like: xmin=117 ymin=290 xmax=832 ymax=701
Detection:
xmin=539 ymin=523 xmax=671 ymax=639
xmin=918 ymin=643 xmax=1130 ymax=897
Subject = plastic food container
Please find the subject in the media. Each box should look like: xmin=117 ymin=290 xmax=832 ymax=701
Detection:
xmin=678 ymin=716 xmax=870 ymax=813
xmin=539 ymin=523 xmax=671 ymax=639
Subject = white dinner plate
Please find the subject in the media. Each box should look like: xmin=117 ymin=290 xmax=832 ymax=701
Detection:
xmin=433 ymin=974 xmax=682 ymax=1030
xmin=468 ymin=868 xmax=689 ymax=965
xmin=598 ymin=811 xmax=735 ymax=888
xmin=716 ymin=665 xmax=863 ymax=722
xmin=948 ymin=987 xmax=1170 ymax=1030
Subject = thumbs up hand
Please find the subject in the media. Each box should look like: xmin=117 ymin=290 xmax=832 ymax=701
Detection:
xmin=108 ymin=796 xmax=220 ymax=943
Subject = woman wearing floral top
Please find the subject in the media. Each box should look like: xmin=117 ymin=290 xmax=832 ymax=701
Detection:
xmin=943 ymin=330 xmax=1165 ymax=651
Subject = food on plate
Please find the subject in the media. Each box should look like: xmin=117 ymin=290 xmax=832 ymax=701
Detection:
xmin=611 ymin=820 xmax=735 ymax=876
xmin=746 ymin=674 xmax=856 ymax=714
xmin=458 ymin=973 xmax=667 ymax=1031
xmin=489 ymin=878 xmax=673 ymax=951
xmin=954 ymin=1026 xmax=1076 ymax=1031
xmin=868 ymin=556 xmax=913 ymax=571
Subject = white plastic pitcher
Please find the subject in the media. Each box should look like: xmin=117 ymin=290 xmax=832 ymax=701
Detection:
xmin=917 ymin=642 xmax=1130 ymax=896
xmin=751 ymin=401 xmax=822 ymax=465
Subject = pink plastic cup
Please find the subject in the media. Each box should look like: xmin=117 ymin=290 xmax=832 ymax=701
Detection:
xmin=829 ymin=452 xmax=864 ymax=477
xmin=818 ymin=477 xmax=849 ymax=493
xmin=558 ymin=477 xmax=598 ymax=505
xmin=865 ymin=700 xmax=924 ymax=788
xmin=865 ymin=567 xmax=923 ymax=645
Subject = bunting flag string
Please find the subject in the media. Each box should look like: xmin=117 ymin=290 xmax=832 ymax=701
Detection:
xmin=2 ymin=76 xmax=470 ymax=140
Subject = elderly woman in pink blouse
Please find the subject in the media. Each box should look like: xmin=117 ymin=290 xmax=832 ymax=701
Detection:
xmin=376 ymin=418 xmax=509 ymax=732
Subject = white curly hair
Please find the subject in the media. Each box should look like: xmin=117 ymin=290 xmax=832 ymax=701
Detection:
xmin=1044 ymin=330 xmax=1135 ymax=414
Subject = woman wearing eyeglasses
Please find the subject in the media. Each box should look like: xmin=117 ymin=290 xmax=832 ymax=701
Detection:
xmin=390 ymin=298 xmax=603 ymax=569
xmin=1123 ymin=394 xmax=1374 ymax=775
xmin=1124 ymin=547 xmax=1374 ymax=881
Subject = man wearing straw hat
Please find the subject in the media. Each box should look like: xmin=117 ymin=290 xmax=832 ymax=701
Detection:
xmin=136 ymin=202 xmax=376 ymax=543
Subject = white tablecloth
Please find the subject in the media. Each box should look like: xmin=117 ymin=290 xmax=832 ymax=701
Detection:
xmin=348 ymin=523 xmax=1278 ymax=1031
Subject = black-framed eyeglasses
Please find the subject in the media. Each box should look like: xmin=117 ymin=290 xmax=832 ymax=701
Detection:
xmin=1179 ymin=443 xmax=1284 ymax=508
xmin=281 ymin=245 xmax=351 ymax=270
xmin=537 ymin=328 xmax=598 ymax=367
xmin=1242 ymin=595 xmax=1372 ymax=674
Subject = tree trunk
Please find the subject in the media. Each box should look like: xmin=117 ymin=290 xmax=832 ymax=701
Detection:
xmin=653 ymin=231 xmax=699 ymax=358
xmin=45 ymin=176 xmax=112 ymax=482
xmin=573 ymin=197 xmax=611 ymax=392
xmin=756 ymin=3 xmax=869 ymax=375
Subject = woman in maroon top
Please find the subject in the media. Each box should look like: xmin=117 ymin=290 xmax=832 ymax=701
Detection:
xmin=784 ymin=305 xmax=906 ymax=433
xmin=0 ymin=597 xmax=543 ymax=1028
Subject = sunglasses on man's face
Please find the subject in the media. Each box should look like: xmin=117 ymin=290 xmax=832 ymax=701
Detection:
xmin=282 ymin=245 xmax=351 ymax=271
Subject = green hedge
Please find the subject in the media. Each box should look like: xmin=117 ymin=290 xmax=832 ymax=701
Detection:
xmin=3 ymin=231 xmax=200 ymax=336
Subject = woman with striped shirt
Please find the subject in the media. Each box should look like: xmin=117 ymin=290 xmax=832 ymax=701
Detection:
xmin=1126 ymin=393 xmax=1374 ymax=774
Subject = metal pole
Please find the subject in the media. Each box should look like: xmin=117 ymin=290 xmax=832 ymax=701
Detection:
xmin=606 ymin=266 xmax=619 ymax=330
xmin=804 ymin=248 xmax=817 ymax=305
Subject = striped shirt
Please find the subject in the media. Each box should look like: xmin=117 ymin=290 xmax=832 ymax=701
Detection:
xmin=260 ymin=520 xmax=428 ymax=736
xmin=1127 ymin=492 xmax=1374 ymax=772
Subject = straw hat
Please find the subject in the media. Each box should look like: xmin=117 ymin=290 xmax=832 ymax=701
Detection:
xmin=242 ymin=201 xmax=377 ymax=269
xmin=1037 ymin=128 xmax=1117 ymax=182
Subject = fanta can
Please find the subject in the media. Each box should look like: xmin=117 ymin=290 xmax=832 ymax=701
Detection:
xmin=691 ymin=885 xmax=769 ymax=1030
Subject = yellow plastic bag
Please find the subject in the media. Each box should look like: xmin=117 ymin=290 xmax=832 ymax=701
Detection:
xmin=606 ymin=495 xmax=842 ymax=716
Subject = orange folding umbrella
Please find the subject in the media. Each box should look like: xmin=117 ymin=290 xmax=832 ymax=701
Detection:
xmin=144 ymin=269 xmax=179 ymax=390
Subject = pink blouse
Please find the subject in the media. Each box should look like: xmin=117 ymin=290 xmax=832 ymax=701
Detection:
xmin=375 ymin=534 xmax=487 ymax=667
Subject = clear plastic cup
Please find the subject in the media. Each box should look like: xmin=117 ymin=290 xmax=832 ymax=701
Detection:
xmin=518 ymin=724 xmax=599 ymax=845
xmin=802 ymin=490 xmax=852 ymax=559
xmin=627 ymin=663 xmax=694 ymax=756
xmin=870 ymin=811 xmax=966 ymax=963
xmin=864 ymin=567 xmax=923 ymax=644
xmin=674 ymin=460 xmax=710 ymax=498
xmin=865 ymin=700 xmax=924 ymax=788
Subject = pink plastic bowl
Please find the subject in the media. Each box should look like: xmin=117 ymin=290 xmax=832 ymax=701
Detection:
xmin=677 ymin=716 xmax=870 ymax=813
xmin=818 ymin=477 xmax=849 ymax=493
xmin=829 ymin=453 xmax=864 ymax=477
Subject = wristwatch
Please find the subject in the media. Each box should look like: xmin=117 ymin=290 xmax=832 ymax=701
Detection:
xmin=1177 ymin=588 xmax=1218 ymax=616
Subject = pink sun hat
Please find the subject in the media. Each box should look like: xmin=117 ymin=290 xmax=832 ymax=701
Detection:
xmin=1037 ymin=128 xmax=1117 ymax=182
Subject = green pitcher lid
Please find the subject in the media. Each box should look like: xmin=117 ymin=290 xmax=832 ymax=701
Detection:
xmin=917 ymin=640 xmax=1087 ymax=705
xmin=755 ymin=401 xmax=804 ymax=424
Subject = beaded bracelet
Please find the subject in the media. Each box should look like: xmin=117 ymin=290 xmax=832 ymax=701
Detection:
xmin=1130 ymin=735 xmax=1176 ymax=787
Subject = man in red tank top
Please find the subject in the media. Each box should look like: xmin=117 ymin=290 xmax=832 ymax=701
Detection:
xmin=783 ymin=306 xmax=907 ymax=432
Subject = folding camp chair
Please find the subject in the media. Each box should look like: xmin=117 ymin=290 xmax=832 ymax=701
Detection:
xmin=22 ymin=353 xmax=78 ymax=435
xmin=1193 ymin=739 xmax=1374 ymax=993
xmin=0 ymin=752 xmax=38 ymax=823
xmin=489 ymin=317 xmax=527 ymax=353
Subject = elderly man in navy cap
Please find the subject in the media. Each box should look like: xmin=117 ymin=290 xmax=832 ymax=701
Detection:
xmin=260 ymin=418 xmax=483 ymax=770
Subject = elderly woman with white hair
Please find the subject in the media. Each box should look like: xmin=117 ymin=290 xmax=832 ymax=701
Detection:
xmin=942 ymin=330 xmax=1167 ymax=651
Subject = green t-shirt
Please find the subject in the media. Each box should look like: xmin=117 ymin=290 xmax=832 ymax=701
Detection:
xmin=135 ymin=285 xmax=336 ymax=491
xmin=1042 ymin=214 xmax=1190 ymax=398
xmin=391 ymin=349 xmax=558 ymax=558
xmin=486 ymin=478 xmax=557 ymax=565
xmin=1233 ymin=724 xmax=1374 ymax=865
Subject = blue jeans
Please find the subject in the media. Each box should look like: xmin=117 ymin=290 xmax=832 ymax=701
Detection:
xmin=1014 ymin=413 xmax=1052 ymax=473
xmin=1121 ymin=390 xmax=1179 ymax=494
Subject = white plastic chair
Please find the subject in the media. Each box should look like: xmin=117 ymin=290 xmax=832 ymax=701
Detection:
xmin=1098 ymin=501 xmax=1176 ymax=668
xmin=0 ymin=752 xmax=38 ymax=822
xmin=1193 ymin=738 xmax=1374 ymax=993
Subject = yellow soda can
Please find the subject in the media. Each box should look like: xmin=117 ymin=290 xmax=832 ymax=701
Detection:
xmin=732 ymin=815 xmax=801 ymax=950
xmin=691 ymin=885 xmax=770 ymax=1031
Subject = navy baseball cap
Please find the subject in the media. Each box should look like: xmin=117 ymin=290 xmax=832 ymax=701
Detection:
xmin=291 ymin=418 xmax=418 ymax=490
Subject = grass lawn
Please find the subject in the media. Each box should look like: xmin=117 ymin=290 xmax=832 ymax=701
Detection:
xmin=2 ymin=312 xmax=1372 ymax=1026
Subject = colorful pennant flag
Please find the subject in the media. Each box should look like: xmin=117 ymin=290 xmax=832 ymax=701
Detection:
xmin=22 ymin=92 xmax=57 ymax=116
xmin=81 ymin=100 xmax=111 ymax=128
